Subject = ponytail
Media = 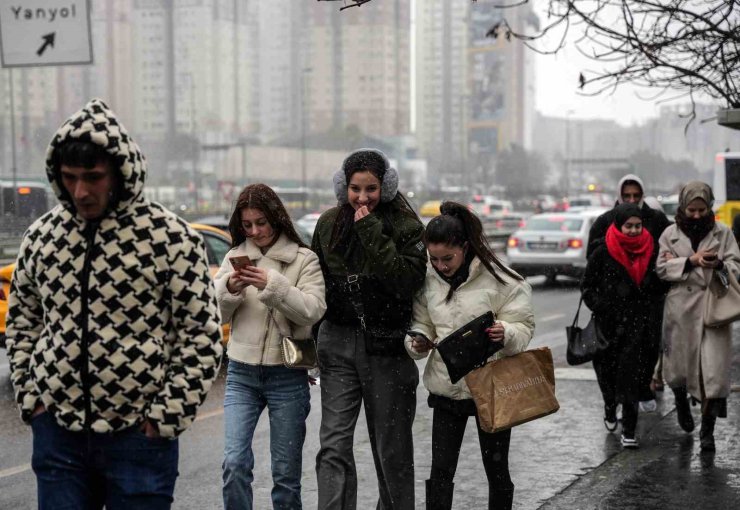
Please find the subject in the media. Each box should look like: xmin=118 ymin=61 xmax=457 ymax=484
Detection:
xmin=424 ymin=201 xmax=522 ymax=285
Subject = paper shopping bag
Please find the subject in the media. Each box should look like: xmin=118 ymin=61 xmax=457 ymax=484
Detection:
xmin=465 ymin=347 xmax=559 ymax=433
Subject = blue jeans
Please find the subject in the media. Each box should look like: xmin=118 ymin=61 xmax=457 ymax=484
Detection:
xmin=31 ymin=412 xmax=179 ymax=510
xmin=222 ymin=361 xmax=311 ymax=510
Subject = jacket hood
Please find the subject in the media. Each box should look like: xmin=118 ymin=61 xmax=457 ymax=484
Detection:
xmin=45 ymin=98 xmax=147 ymax=213
xmin=616 ymin=174 xmax=645 ymax=208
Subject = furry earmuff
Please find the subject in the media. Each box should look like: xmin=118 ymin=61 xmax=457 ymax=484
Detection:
xmin=333 ymin=148 xmax=399 ymax=205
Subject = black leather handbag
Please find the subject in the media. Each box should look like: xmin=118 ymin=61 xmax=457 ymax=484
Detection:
xmin=437 ymin=311 xmax=501 ymax=384
xmin=565 ymin=297 xmax=609 ymax=365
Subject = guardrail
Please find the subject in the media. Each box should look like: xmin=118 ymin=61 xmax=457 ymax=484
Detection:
xmin=0 ymin=237 xmax=21 ymax=265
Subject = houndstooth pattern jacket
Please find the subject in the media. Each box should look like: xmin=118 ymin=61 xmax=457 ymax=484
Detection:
xmin=5 ymin=99 xmax=223 ymax=438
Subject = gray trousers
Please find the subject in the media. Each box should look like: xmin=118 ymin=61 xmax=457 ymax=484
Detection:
xmin=315 ymin=320 xmax=419 ymax=510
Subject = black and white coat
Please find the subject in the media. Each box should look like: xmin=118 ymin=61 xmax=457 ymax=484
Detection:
xmin=6 ymin=99 xmax=223 ymax=438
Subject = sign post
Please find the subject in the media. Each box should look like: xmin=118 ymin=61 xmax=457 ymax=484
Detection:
xmin=0 ymin=0 xmax=93 ymax=68
xmin=0 ymin=0 xmax=92 ymax=213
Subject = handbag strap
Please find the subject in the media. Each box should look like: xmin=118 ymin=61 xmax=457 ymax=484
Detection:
xmin=266 ymin=261 xmax=291 ymax=338
xmin=571 ymin=296 xmax=584 ymax=327
xmin=267 ymin=309 xmax=290 ymax=338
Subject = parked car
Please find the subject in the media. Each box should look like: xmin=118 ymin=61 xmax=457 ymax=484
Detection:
xmin=419 ymin=200 xmax=443 ymax=225
xmin=566 ymin=194 xmax=613 ymax=211
xmin=1 ymin=223 xmax=234 ymax=348
xmin=469 ymin=195 xmax=514 ymax=217
xmin=506 ymin=208 xmax=609 ymax=283
xmin=0 ymin=262 xmax=11 ymax=348
xmin=296 ymin=212 xmax=321 ymax=240
xmin=658 ymin=194 xmax=679 ymax=222
xmin=482 ymin=213 xmax=528 ymax=250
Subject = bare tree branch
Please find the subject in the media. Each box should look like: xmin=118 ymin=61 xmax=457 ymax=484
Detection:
xmin=316 ymin=0 xmax=372 ymax=11
xmin=321 ymin=0 xmax=740 ymax=114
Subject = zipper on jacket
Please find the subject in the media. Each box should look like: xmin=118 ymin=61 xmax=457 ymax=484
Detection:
xmin=79 ymin=221 xmax=98 ymax=430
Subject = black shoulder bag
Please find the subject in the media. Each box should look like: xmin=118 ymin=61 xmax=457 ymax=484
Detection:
xmin=565 ymin=296 xmax=609 ymax=365
xmin=345 ymin=273 xmax=409 ymax=356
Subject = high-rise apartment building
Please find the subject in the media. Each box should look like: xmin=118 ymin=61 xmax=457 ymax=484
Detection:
xmin=416 ymin=0 xmax=536 ymax=185
xmin=305 ymin=0 xmax=410 ymax=138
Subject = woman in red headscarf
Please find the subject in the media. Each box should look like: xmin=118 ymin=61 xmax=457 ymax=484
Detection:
xmin=581 ymin=203 xmax=669 ymax=448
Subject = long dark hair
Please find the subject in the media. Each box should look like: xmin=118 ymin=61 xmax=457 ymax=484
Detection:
xmin=424 ymin=201 xmax=522 ymax=285
xmin=228 ymin=184 xmax=307 ymax=249
xmin=329 ymin=151 xmax=418 ymax=250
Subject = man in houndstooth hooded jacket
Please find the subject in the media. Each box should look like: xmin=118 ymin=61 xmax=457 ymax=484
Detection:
xmin=5 ymin=99 xmax=223 ymax=508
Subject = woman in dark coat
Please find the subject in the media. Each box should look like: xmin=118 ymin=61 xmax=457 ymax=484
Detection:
xmin=312 ymin=148 xmax=427 ymax=510
xmin=581 ymin=203 xmax=669 ymax=448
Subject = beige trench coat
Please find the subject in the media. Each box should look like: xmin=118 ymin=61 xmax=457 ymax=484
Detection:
xmin=656 ymin=223 xmax=740 ymax=400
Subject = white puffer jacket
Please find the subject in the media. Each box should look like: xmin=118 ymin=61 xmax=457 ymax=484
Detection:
xmin=405 ymin=258 xmax=535 ymax=400
xmin=214 ymin=233 xmax=326 ymax=366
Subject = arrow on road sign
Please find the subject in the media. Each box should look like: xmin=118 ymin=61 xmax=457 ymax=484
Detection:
xmin=36 ymin=32 xmax=55 ymax=57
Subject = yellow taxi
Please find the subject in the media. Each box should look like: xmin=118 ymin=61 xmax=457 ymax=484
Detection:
xmin=0 ymin=223 xmax=233 ymax=348
xmin=419 ymin=200 xmax=442 ymax=218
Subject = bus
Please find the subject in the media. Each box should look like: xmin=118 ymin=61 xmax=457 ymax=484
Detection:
xmin=713 ymin=152 xmax=740 ymax=226
xmin=0 ymin=180 xmax=51 ymax=219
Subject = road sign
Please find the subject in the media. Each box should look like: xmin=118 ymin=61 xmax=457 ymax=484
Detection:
xmin=0 ymin=0 xmax=92 ymax=67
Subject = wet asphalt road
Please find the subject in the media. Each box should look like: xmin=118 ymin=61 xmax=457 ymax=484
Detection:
xmin=1 ymin=277 xmax=738 ymax=509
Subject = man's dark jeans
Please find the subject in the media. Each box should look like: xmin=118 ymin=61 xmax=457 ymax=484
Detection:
xmin=31 ymin=411 xmax=179 ymax=510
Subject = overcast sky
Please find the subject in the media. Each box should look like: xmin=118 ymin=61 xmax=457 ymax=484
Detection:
xmin=534 ymin=46 xmax=663 ymax=126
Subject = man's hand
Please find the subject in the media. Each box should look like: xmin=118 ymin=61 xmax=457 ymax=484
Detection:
xmin=32 ymin=405 xmax=46 ymax=418
xmin=354 ymin=206 xmax=370 ymax=222
xmin=140 ymin=420 xmax=161 ymax=439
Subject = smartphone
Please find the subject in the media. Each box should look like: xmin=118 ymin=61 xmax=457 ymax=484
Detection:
xmin=407 ymin=330 xmax=434 ymax=348
xmin=229 ymin=255 xmax=253 ymax=271
xmin=703 ymin=254 xmax=717 ymax=262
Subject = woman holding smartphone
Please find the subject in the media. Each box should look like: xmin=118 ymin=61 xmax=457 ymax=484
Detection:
xmin=405 ymin=202 xmax=534 ymax=510
xmin=214 ymin=183 xmax=326 ymax=510
xmin=656 ymin=181 xmax=740 ymax=452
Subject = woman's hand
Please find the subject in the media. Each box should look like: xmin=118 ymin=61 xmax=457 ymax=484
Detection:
xmin=240 ymin=266 xmax=269 ymax=290
xmin=690 ymin=249 xmax=719 ymax=269
xmin=410 ymin=334 xmax=434 ymax=353
xmin=486 ymin=322 xmax=505 ymax=343
xmin=354 ymin=206 xmax=370 ymax=222
xmin=226 ymin=270 xmax=251 ymax=294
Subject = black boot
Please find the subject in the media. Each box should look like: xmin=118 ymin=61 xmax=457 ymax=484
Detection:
xmin=489 ymin=486 xmax=514 ymax=510
xmin=700 ymin=414 xmax=716 ymax=452
xmin=426 ymin=479 xmax=454 ymax=510
xmin=672 ymin=387 xmax=695 ymax=432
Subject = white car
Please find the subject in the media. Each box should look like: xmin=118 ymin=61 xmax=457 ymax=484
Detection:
xmin=659 ymin=194 xmax=679 ymax=222
xmin=296 ymin=213 xmax=321 ymax=239
xmin=506 ymin=208 xmax=609 ymax=283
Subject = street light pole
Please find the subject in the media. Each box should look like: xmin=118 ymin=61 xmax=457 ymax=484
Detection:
xmin=300 ymin=68 xmax=312 ymax=213
xmin=8 ymin=69 xmax=18 ymax=215
xmin=564 ymin=110 xmax=574 ymax=196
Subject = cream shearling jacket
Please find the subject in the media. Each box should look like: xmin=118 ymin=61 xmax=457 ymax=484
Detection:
xmin=405 ymin=258 xmax=535 ymax=400
xmin=214 ymin=234 xmax=326 ymax=366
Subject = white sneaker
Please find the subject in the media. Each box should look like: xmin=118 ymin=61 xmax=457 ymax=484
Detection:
xmin=639 ymin=399 xmax=658 ymax=413
xmin=621 ymin=435 xmax=639 ymax=448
